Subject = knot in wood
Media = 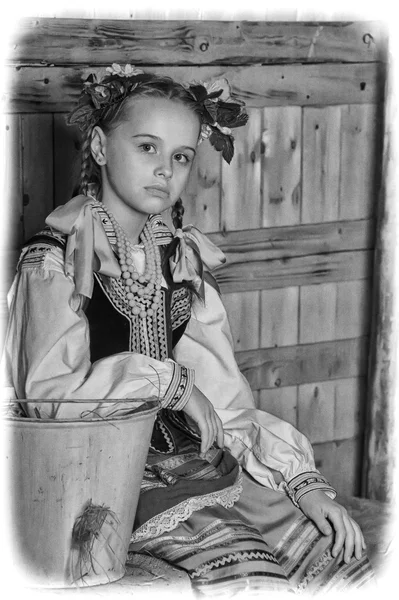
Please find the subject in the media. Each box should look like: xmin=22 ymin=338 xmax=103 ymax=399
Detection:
xmin=362 ymin=33 xmax=374 ymax=47
xmin=199 ymin=39 xmax=210 ymax=52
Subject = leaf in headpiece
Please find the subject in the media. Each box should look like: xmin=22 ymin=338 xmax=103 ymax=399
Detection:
xmin=80 ymin=93 xmax=92 ymax=107
xmin=187 ymin=84 xmax=208 ymax=103
xmin=207 ymin=89 xmax=224 ymax=101
xmin=66 ymin=105 xmax=92 ymax=125
xmin=209 ymin=131 xmax=235 ymax=164
xmin=91 ymin=94 xmax=102 ymax=110
xmin=203 ymin=99 xmax=219 ymax=122
xmin=84 ymin=73 xmax=97 ymax=85
xmin=128 ymin=81 xmax=139 ymax=94
xmin=233 ymin=111 xmax=250 ymax=128
xmin=216 ymin=102 xmax=248 ymax=128
xmin=219 ymin=109 xmax=249 ymax=129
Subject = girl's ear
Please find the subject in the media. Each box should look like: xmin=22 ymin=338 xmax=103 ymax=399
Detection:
xmin=90 ymin=126 xmax=107 ymax=166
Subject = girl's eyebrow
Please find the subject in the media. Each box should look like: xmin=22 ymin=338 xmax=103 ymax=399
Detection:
xmin=132 ymin=133 xmax=196 ymax=154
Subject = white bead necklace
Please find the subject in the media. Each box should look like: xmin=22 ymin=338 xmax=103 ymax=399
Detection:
xmin=99 ymin=204 xmax=163 ymax=319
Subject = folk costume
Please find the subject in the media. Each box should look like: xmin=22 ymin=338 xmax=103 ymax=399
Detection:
xmin=3 ymin=195 xmax=375 ymax=595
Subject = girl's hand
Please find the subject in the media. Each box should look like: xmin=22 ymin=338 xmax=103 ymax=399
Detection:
xmin=298 ymin=490 xmax=366 ymax=563
xmin=183 ymin=386 xmax=224 ymax=456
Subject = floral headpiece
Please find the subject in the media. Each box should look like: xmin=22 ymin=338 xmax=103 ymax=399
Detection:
xmin=68 ymin=63 xmax=249 ymax=164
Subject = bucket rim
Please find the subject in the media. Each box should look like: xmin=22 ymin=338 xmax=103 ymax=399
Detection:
xmin=4 ymin=400 xmax=159 ymax=425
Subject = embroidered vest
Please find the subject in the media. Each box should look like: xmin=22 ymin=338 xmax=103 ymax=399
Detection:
xmin=25 ymin=221 xmax=196 ymax=456
xmin=84 ymin=247 xmax=192 ymax=363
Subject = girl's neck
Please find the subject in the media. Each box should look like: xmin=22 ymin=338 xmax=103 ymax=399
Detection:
xmin=99 ymin=195 xmax=148 ymax=246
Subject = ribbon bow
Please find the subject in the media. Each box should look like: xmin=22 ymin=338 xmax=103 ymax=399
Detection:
xmin=169 ymin=225 xmax=226 ymax=298
xmin=45 ymin=195 xmax=121 ymax=298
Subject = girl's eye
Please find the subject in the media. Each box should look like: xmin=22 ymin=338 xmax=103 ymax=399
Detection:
xmin=139 ymin=143 xmax=156 ymax=153
xmin=174 ymin=153 xmax=191 ymax=165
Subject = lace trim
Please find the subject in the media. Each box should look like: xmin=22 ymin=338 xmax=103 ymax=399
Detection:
xmin=131 ymin=469 xmax=243 ymax=544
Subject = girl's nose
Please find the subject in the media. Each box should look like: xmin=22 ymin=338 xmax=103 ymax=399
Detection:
xmin=154 ymin=157 xmax=173 ymax=179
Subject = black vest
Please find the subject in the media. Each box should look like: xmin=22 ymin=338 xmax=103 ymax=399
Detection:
xmin=84 ymin=245 xmax=192 ymax=363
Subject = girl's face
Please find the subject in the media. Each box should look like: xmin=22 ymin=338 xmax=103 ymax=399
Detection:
xmin=92 ymin=96 xmax=200 ymax=226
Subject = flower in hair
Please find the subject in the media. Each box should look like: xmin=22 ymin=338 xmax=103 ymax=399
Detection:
xmin=106 ymin=63 xmax=144 ymax=77
xmin=67 ymin=65 xmax=249 ymax=165
xmin=199 ymin=123 xmax=213 ymax=143
xmin=67 ymin=65 xmax=145 ymax=131
xmin=186 ymin=78 xmax=249 ymax=163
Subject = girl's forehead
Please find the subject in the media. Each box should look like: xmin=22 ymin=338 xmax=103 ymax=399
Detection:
xmin=122 ymin=96 xmax=200 ymax=141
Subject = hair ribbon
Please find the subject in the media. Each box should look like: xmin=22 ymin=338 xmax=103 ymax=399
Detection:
xmin=45 ymin=195 xmax=121 ymax=298
xmin=169 ymin=226 xmax=226 ymax=299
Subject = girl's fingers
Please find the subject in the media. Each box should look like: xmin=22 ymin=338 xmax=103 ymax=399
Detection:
xmin=307 ymin=509 xmax=332 ymax=536
xmin=200 ymin=418 xmax=212 ymax=455
xmin=202 ymin=412 xmax=220 ymax=455
xmin=198 ymin=406 xmax=224 ymax=456
xmin=351 ymin=518 xmax=365 ymax=560
xmin=357 ymin=520 xmax=366 ymax=550
xmin=342 ymin=515 xmax=355 ymax=563
xmin=328 ymin=511 xmax=346 ymax=558
xmin=214 ymin=414 xmax=225 ymax=448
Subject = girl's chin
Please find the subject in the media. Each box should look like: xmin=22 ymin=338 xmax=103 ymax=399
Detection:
xmin=105 ymin=195 xmax=176 ymax=217
xmin=140 ymin=198 xmax=176 ymax=214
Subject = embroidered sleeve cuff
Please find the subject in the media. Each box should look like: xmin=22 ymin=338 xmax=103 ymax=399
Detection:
xmin=284 ymin=471 xmax=337 ymax=507
xmin=161 ymin=360 xmax=195 ymax=411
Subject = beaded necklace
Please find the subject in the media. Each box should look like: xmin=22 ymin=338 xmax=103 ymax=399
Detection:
xmin=98 ymin=203 xmax=163 ymax=319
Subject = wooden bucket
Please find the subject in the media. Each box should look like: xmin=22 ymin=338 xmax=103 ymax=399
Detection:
xmin=5 ymin=401 xmax=158 ymax=588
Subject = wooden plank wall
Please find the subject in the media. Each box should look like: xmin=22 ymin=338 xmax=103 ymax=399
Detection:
xmin=2 ymin=18 xmax=386 ymax=496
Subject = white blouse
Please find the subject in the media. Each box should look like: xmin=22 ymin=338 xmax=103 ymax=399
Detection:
xmin=174 ymin=284 xmax=319 ymax=490
xmin=2 ymin=243 xmax=193 ymax=419
xmin=1 ymin=207 xmax=335 ymax=504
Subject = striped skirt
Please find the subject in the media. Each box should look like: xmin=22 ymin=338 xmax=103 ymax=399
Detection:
xmin=129 ymin=471 xmax=374 ymax=596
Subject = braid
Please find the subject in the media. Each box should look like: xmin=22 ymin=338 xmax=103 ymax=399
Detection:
xmin=79 ymin=125 xmax=95 ymax=196
xmin=78 ymin=124 xmax=102 ymax=197
xmin=171 ymin=198 xmax=184 ymax=230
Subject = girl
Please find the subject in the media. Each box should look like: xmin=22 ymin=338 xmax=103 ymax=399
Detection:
xmin=3 ymin=64 xmax=374 ymax=595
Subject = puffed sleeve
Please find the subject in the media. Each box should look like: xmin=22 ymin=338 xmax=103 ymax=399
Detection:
xmin=173 ymin=280 xmax=336 ymax=505
xmin=2 ymin=246 xmax=194 ymax=420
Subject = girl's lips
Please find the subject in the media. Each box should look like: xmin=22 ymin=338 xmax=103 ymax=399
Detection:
xmin=145 ymin=186 xmax=170 ymax=199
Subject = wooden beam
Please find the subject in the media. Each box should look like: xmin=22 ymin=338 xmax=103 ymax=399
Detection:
xmin=211 ymin=219 xmax=375 ymax=295
xmin=215 ymin=249 xmax=372 ymax=293
xmin=363 ymin=36 xmax=398 ymax=503
xmin=209 ymin=218 xmax=374 ymax=257
xmin=236 ymin=337 xmax=368 ymax=390
xmin=3 ymin=63 xmax=383 ymax=113
xmin=8 ymin=19 xmax=386 ymax=66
